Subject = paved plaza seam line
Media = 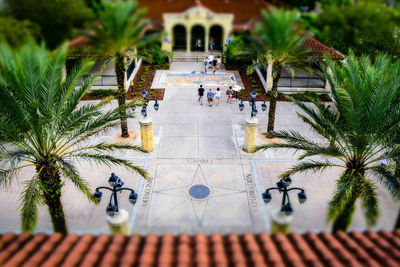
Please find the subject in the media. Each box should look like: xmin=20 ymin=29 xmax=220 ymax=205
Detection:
xmin=250 ymin=159 xmax=270 ymax=233
xmin=130 ymin=158 xmax=149 ymax=230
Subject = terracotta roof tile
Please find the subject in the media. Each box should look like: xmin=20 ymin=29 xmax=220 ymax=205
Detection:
xmin=0 ymin=231 xmax=400 ymax=266
xmin=304 ymin=37 xmax=344 ymax=60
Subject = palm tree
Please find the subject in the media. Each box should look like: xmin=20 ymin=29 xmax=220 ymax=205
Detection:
xmin=255 ymin=53 xmax=400 ymax=232
xmin=86 ymin=0 xmax=157 ymax=138
xmin=238 ymin=8 xmax=313 ymax=135
xmin=0 ymin=41 xmax=147 ymax=234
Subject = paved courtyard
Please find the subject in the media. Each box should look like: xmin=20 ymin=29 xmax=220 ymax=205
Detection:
xmin=0 ymin=62 xmax=398 ymax=235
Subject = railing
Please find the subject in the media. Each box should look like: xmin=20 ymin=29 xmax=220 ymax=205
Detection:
xmin=278 ymin=69 xmax=326 ymax=89
xmin=278 ymin=76 xmax=326 ymax=88
xmin=80 ymin=75 xmax=117 ymax=87
xmin=126 ymin=61 xmax=136 ymax=80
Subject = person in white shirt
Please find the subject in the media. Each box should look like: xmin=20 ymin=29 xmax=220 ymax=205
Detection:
xmin=208 ymin=54 xmax=214 ymax=68
xmin=215 ymin=87 xmax=221 ymax=106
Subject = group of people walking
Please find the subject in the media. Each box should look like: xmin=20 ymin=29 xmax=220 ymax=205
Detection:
xmin=198 ymin=85 xmax=234 ymax=106
xmin=204 ymin=54 xmax=221 ymax=74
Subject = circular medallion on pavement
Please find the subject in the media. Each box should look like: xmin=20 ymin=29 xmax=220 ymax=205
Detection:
xmin=188 ymin=184 xmax=211 ymax=200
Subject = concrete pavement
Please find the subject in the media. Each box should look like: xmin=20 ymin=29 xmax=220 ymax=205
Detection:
xmin=0 ymin=62 xmax=398 ymax=235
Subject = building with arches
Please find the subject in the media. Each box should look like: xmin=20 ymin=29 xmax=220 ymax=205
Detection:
xmin=140 ymin=0 xmax=342 ymax=60
xmin=141 ymin=0 xmax=271 ymax=53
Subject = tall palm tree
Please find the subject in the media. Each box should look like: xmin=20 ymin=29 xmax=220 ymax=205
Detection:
xmin=86 ymin=0 xmax=157 ymax=138
xmin=255 ymin=53 xmax=400 ymax=232
xmin=0 ymin=41 xmax=147 ymax=234
xmin=238 ymin=8 xmax=313 ymax=135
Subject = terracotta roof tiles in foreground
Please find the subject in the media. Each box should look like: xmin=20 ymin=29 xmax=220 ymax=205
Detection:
xmin=0 ymin=230 xmax=400 ymax=267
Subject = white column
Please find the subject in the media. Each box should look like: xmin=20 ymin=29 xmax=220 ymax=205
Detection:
xmin=243 ymin=117 xmax=259 ymax=153
xmin=266 ymin=63 xmax=273 ymax=90
xmin=186 ymin=28 xmax=191 ymax=53
xmin=325 ymin=66 xmax=332 ymax=92
xmin=270 ymin=209 xmax=293 ymax=234
xmin=205 ymin=26 xmax=209 ymax=53
xmin=106 ymin=209 xmax=130 ymax=235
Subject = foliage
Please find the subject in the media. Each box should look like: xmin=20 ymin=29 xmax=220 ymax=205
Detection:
xmin=4 ymin=0 xmax=93 ymax=49
xmin=255 ymin=53 xmax=400 ymax=231
xmin=0 ymin=16 xmax=41 ymax=47
xmin=139 ymin=42 xmax=171 ymax=65
xmin=236 ymin=8 xmax=314 ymax=133
xmin=0 ymin=41 xmax=147 ymax=233
xmin=223 ymin=33 xmax=253 ymax=66
xmin=85 ymin=0 xmax=158 ymax=138
xmin=88 ymin=89 xmax=115 ymax=97
xmin=284 ymin=0 xmax=318 ymax=10
xmin=266 ymin=91 xmax=286 ymax=99
xmin=315 ymin=2 xmax=400 ymax=58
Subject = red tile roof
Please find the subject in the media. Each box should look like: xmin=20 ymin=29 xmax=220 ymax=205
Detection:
xmin=1 ymin=230 xmax=400 ymax=266
xmin=140 ymin=0 xmax=275 ymax=23
xmin=305 ymin=37 xmax=344 ymax=60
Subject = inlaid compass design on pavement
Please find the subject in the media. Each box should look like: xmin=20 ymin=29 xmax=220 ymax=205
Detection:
xmin=149 ymin=164 xmax=247 ymax=226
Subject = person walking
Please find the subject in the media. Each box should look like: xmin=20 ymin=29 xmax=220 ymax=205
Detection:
xmin=198 ymin=84 xmax=205 ymax=105
xmin=209 ymin=38 xmax=215 ymax=50
xmin=212 ymin=58 xmax=217 ymax=74
xmin=216 ymin=56 xmax=222 ymax=70
xmin=203 ymin=57 xmax=208 ymax=73
xmin=207 ymin=88 xmax=214 ymax=106
xmin=208 ymin=54 xmax=214 ymax=69
xmin=215 ymin=88 xmax=221 ymax=106
xmin=226 ymin=86 xmax=233 ymax=104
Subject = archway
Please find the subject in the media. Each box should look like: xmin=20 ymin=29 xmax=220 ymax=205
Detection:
xmin=173 ymin=25 xmax=186 ymax=51
xmin=191 ymin=25 xmax=205 ymax=52
xmin=209 ymin=25 xmax=223 ymax=51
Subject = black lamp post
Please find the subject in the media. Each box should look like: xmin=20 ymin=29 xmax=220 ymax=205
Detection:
xmin=262 ymin=175 xmax=307 ymax=216
xmin=93 ymin=173 xmax=138 ymax=217
xmin=238 ymin=89 xmax=267 ymax=117
xmin=141 ymin=89 xmax=159 ymax=116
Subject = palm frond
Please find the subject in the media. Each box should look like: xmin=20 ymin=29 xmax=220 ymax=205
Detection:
xmin=20 ymin=172 xmax=42 ymax=233
xmin=73 ymin=153 xmax=149 ymax=179
xmin=54 ymin=158 xmax=96 ymax=203
xmin=368 ymin=165 xmax=400 ymax=201
xmin=359 ymin=179 xmax=379 ymax=226
xmin=279 ymin=160 xmax=339 ymax=177
xmin=327 ymin=173 xmax=358 ymax=223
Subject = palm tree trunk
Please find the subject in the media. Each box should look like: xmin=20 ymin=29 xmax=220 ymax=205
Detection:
xmin=395 ymin=208 xmax=400 ymax=228
xmin=115 ymin=51 xmax=129 ymax=138
xmin=394 ymin=159 xmax=400 ymax=228
xmin=39 ymin=164 xmax=67 ymax=234
xmin=267 ymin=64 xmax=282 ymax=135
xmin=332 ymin=198 xmax=356 ymax=232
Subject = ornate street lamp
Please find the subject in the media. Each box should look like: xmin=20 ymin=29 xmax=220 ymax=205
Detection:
xmin=93 ymin=173 xmax=138 ymax=217
xmin=262 ymin=175 xmax=307 ymax=216
xmin=141 ymin=89 xmax=159 ymax=116
xmin=238 ymin=89 xmax=267 ymax=117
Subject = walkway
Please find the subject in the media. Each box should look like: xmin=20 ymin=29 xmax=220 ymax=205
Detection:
xmin=0 ymin=62 xmax=397 ymax=235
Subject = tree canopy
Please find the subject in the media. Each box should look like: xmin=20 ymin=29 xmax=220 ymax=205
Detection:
xmin=311 ymin=2 xmax=400 ymax=58
xmin=0 ymin=16 xmax=41 ymax=47
xmin=0 ymin=40 xmax=147 ymax=233
xmin=4 ymin=0 xmax=93 ymax=49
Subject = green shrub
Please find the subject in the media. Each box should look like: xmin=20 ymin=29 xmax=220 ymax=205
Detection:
xmin=319 ymin=93 xmax=332 ymax=101
xmin=88 ymin=89 xmax=115 ymax=97
xmin=304 ymin=91 xmax=318 ymax=99
xmin=266 ymin=91 xmax=285 ymax=99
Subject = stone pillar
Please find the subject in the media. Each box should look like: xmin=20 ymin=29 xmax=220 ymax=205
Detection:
xmin=186 ymin=29 xmax=191 ymax=53
xmin=106 ymin=209 xmax=130 ymax=235
xmin=266 ymin=63 xmax=273 ymax=90
xmin=243 ymin=117 xmax=259 ymax=153
xmin=140 ymin=116 xmax=154 ymax=152
xmin=270 ymin=209 xmax=293 ymax=234
xmin=325 ymin=66 xmax=332 ymax=92
xmin=205 ymin=27 xmax=209 ymax=53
